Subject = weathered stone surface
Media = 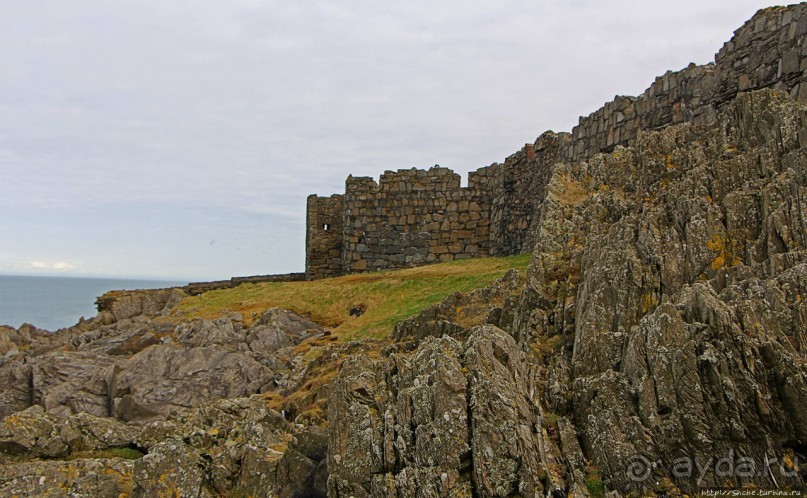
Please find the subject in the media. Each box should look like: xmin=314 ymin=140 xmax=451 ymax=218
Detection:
xmin=328 ymin=325 xmax=559 ymax=497
xmin=0 ymin=458 xmax=134 ymax=497
xmin=246 ymin=307 xmax=326 ymax=355
xmin=110 ymin=344 xmax=272 ymax=421
xmin=30 ymin=351 xmax=121 ymax=418
xmin=131 ymin=439 xmax=211 ymax=498
xmin=276 ymin=428 xmax=329 ymax=498
xmin=1 ymin=308 xmax=324 ymax=422
xmin=0 ymin=394 xmax=294 ymax=497
xmin=95 ymin=287 xmax=187 ymax=322
xmin=0 ymin=356 xmax=34 ymax=418
xmin=0 ymin=409 xmax=137 ymax=461
xmin=523 ymin=89 xmax=807 ymax=494
xmin=134 ymin=395 xmax=291 ymax=497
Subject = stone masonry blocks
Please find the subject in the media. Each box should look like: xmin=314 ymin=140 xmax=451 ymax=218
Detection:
xmin=304 ymin=5 xmax=807 ymax=280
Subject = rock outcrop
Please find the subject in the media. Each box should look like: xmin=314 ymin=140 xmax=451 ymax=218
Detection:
xmin=0 ymin=395 xmax=304 ymax=497
xmin=554 ymin=88 xmax=807 ymax=493
xmin=3 ymin=5 xmax=807 ymax=497
xmin=0 ymin=308 xmax=325 ymax=421
xmin=0 ymin=303 xmax=335 ymax=497
xmin=328 ymin=325 xmax=561 ymax=497
xmin=326 ymin=88 xmax=807 ymax=495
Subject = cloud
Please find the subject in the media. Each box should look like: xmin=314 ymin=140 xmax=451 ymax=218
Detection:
xmin=0 ymin=0 xmax=781 ymax=279
xmin=28 ymin=261 xmax=76 ymax=271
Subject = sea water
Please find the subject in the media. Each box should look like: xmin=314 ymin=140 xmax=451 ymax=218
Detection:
xmin=0 ymin=275 xmax=186 ymax=331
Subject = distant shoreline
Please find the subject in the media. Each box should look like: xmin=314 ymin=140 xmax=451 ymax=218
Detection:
xmin=0 ymin=275 xmax=187 ymax=331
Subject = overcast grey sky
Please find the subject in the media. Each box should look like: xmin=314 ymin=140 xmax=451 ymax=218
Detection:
xmin=0 ymin=0 xmax=781 ymax=281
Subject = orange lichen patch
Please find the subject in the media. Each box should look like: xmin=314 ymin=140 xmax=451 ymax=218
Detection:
xmin=268 ymin=433 xmax=293 ymax=455
xmin=154 ymin=472 xmax=181 ymax=498
xmin=2 ymin=414 xmax=23 ymax=429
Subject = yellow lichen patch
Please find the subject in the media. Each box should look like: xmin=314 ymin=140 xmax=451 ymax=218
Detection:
xmin=264 ymin=449 xmax=285 ymax=463
xmin=783 ymin=448 xmax=796 ymax=470
xmin=665 ymin=153 xmax=675 ymax=170
xmin=453 ymin=295 xmax=506 ymax=329
xmin=641 ymin=293 xmax=660 ymax=314
xmin=264 ymin=433 xmax=294 ymax=460
xmin=154 ymin=472 xmax=181 ymax=498
xmin=2 ymin=414 xmax=22 ymax=429
xmin=706 ymin=234 xmax=741 ymax=270
xmin=558 ymin=174 xmax=592 ymax=207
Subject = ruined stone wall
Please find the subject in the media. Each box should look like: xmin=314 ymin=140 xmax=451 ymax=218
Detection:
xmin=563 ymin=4 xmax=807 ymax=160
xmin=304 ymin=5 xmax=807 ymax=278
xmin=489 ymin=132 xmax=569 ymax=256
xmin=306 ymin=194 xmax=344 ymax=279
xmin=340 ymin=167 xmax=494 ymax=274
xmin=485 ymin=4 xmax=807 ymax=256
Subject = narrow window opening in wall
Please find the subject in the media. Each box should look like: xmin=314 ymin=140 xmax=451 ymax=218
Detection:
xmin=323 ymin=224 xmax=330 ymax=231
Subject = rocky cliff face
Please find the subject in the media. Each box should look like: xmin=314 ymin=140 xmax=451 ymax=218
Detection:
xmin=2 ymin=6 xmax=807 ymax=498
xmin=326 ymin=89 xmax=807 ymax=496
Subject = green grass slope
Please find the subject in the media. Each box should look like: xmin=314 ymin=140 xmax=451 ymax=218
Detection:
xmin=175 ymin=253 xmax=530 ymax=340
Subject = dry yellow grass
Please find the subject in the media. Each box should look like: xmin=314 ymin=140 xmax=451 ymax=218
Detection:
xmin=174 ymin=254 xmax=531 ymax=340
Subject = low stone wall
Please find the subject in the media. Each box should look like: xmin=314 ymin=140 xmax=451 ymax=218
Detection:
xmin=96 ymin=273 xmax=306 ymax=319
xmin=185 ymin=273 xmax=305 ymax=296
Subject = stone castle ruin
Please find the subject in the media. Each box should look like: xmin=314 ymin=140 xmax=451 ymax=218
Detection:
xmin=306 ymin=4 xmax=807 ymax=279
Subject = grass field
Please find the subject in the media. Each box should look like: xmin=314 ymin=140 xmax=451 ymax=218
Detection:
xmin=175 ymin=253 xmax=531 ymax=340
